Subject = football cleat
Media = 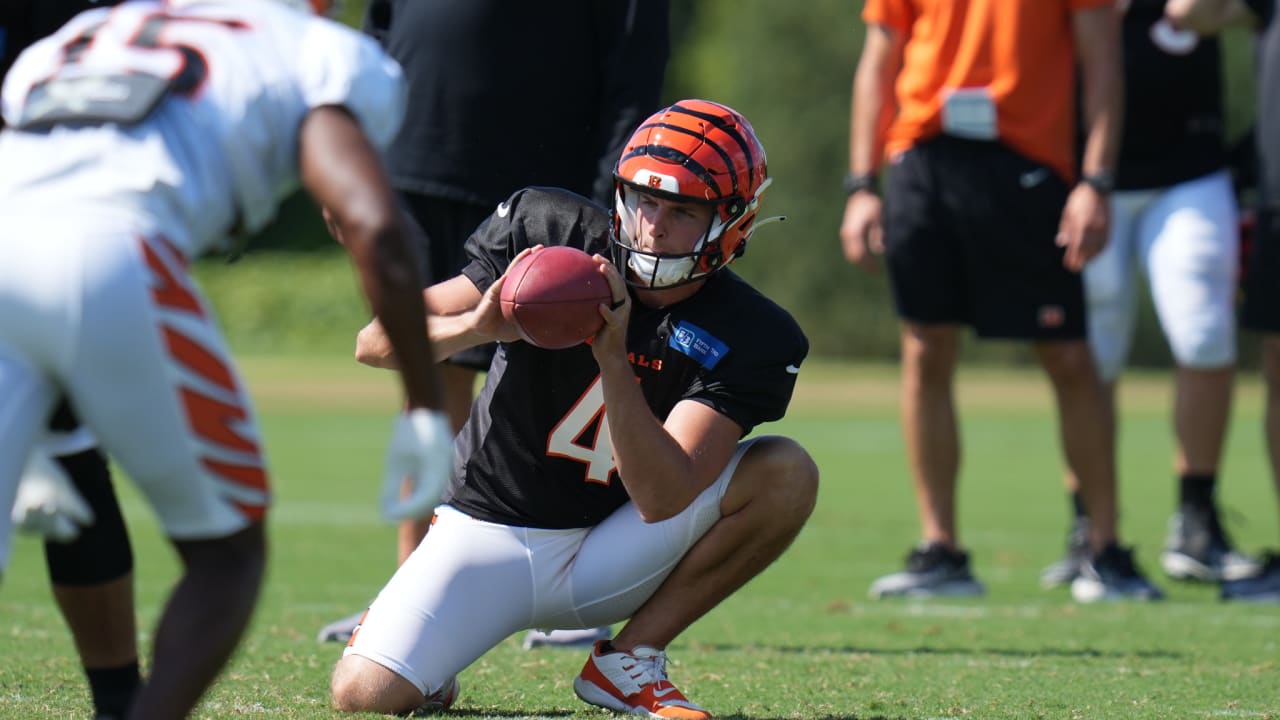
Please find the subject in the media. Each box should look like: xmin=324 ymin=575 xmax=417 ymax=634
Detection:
xmin=1161 ymin=506 xmax=1259 ymax=582
xmin=1071 ymin=544 xmax=1164 ymax=603
xmin=316 ymin=609 xmax=365 ymax=643
xmin=868 ymin=543 xmax=985 ymax=598
xmin=573 ymin=641 xmax=709 ymax=719
xmin=419 ymin=675 xmax=459 ymax=713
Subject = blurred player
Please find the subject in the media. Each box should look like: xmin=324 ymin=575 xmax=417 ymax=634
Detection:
xmin=841 ymin=0 xmax=1164 ymax=601
xmin=0 ymin=1 xmax=452 ymax=717
xmin=1041 ymin=0 xmax=1259 ymax=590
xmin=2 ymin=3 xmax=137 ymax=718
xmin=330 ymin=100 xmax=817 ymax=719
xmin=1166 ymin=0 xmax=1280 ymax=601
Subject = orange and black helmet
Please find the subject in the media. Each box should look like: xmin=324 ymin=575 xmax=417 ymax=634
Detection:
xmin=612 ymin=99 xmax=772 ymax=288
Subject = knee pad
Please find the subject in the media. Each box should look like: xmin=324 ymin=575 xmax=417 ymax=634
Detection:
xmin=44 ymin=448 xmax=134 ymax=586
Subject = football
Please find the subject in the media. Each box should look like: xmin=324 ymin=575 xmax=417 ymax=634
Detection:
xmin=499 ymin=246 xmax=613 ymax=349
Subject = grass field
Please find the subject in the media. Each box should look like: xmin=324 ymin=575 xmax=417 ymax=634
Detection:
xmin=2 ymin=356 xmax=1278 ymax=719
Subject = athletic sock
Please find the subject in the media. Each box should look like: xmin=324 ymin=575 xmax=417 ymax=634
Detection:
xmin=85 ymin=661 xmax=141 ymax=719
xmin=1070 ymin=491 xmax=1087 ymax=520
xmin=1179 ymin=473 xmax=1217 ymax=511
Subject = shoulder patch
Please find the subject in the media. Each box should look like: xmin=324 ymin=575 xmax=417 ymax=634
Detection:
xmin=669 ymin=321 xmax=729 ymax=370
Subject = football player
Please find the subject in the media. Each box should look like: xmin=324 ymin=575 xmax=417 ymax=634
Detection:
xmin=331 ymin=100 xmax=818 ymax=719
xmin=0 ymin=1 xmax=452 ymax=718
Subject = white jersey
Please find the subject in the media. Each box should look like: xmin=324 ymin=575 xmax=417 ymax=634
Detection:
xmin=0 ymin=0 xmax=406 ymax=258
xmin=0 ymin=1 xmax=405 ymax=570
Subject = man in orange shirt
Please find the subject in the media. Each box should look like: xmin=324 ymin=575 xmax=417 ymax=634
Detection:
xmin=840 ymin=0 xmax=1163 ymax=601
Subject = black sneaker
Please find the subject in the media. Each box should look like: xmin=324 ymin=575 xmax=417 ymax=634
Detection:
xmin=1221 ymin=552 xmax=1280 ymax=602
xmin=1161 ymin=505 xmax=1259 ymax=582
xmin=1040 ymin=516 xmax=1091 ymax=589
xmin=868 ymin=542 xmax=985 ymax=598
xmin=1071 ymin=544 xmax=1164 ymax=603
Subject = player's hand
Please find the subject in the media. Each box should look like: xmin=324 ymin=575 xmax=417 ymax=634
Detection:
xmin=840 ymin=192 xmax=885 ymax=271
xmin=1057 ymin=183 xmax=1110 ymax=272
xmin=380 ymin=408 xmax=453 ymax=521
xmin=472 ymin=246 xmax=540 ymax=344
xmin=12 ymin=449 xmax=95 ymax=543
xmin=590 ymin=255 xmax=630 ymax=361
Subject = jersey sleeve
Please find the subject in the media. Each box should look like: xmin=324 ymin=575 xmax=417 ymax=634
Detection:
xmin=684 ymin=298 xmax=809 ymax=435
xmin=460 ymin=187 xmax=613 ymax=293
xmin=294 ymin=17 xmax=406 ymax=150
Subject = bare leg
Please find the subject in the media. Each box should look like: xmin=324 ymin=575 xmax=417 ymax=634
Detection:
xmin=53 ymin=575 xmax=138 ymax=668
xmin=1061 ymin=380 xmax=1117 ymax=495
xmin=1036 ymin=339 xmax=1117 ymax=552
xmin=611 ymin=437 xmax=818 ymax=651
xmin=900 ymin=323 xmax=962 ymax=549
xmin=331 ymin=655 xmax=425 ymax=715
xmin=127 ymin=523 xmax=266 ymax=720
xmin=1174 ymin=366 xmax=1234 ymax=475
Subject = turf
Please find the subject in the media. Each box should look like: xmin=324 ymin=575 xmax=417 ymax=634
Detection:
xmin=1 ymin=356 xmax=1278 ymax=719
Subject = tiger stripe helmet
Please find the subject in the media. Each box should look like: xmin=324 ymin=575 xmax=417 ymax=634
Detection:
xmin=612 ymin=99 xmax=771 ymax=288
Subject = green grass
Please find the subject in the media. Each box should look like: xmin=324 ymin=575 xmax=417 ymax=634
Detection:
xmin=2 ymin=357 xmax=1278 ymax=719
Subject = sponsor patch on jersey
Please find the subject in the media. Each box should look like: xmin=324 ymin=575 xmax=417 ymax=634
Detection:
xmin=669 ymin=321 xmax=729 ymax=370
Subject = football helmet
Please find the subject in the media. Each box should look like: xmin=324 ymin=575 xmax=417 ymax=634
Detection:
xmin=612 ymin=99 xmax=774 ymax=288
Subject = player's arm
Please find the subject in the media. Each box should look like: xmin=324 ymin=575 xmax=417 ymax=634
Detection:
xmin=1165 ymin=0 xmax=1261 ymax=33
xmin=840 ymin=23 xmax=904 ymax=269
xmin=355 ymin=253 xmax=531 ymax=369
xmin=299 ymin=104 xmax=441 ymax=410
xmin=1058 ymin=5 xmax=1123 ymax=272
xmin=589 ymin=263 xmax=742 ymax=522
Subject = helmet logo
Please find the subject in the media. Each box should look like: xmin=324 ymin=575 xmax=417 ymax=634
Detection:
xmin=633 ymin=169 xmax=679 ymax=194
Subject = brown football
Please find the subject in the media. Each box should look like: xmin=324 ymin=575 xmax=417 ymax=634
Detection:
xmin=499 ymin=246 xmax=612 ymax=349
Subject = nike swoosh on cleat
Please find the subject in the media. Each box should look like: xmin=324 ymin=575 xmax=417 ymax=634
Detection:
xmin=785 ymin=364 xmax=801 ymax=374
xmin=651 ymin=685 xmax=681 ymax=699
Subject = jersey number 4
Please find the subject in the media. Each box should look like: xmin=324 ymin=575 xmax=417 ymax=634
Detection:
xmin=547 ymin=376 xmax=617 ymax=485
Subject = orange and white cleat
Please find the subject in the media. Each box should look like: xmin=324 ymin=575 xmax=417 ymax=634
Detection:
xmin=573 ymin=641 xmax=709 ymax=719
xmin=419 ymin=675 xmax=459 ymax=713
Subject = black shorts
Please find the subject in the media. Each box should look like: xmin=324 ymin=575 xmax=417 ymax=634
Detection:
xmin=883 ymin=136 xmax=1085 ymax=340
xmin=400 ymin=192 xmax=497 ymax=371
xmin=1242 ymin=206 xmax=1280 ymax=333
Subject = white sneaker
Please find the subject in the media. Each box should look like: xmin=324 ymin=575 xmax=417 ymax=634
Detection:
xmin=522 ymin=625 xmax=611 ymax=650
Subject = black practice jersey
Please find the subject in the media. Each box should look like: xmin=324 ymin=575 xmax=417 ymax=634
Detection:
xmin=1116 ymin=0 xmax=1226 ymax=190
xmin=444 ymin=188 xmax=809 ymax=529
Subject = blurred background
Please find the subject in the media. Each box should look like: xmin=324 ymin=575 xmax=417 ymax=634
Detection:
xmin=209 ymin=0 xmax=1262 ymax=367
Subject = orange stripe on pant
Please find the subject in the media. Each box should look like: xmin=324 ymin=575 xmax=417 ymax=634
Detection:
xmin=141 ymin=238 xmax=203 ymax=316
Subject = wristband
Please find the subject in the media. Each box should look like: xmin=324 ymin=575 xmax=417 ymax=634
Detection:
xmin=842 ymin=172 xmax=879 ymax=197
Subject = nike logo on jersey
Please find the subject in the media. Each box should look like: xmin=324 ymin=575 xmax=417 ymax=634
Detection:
xmin=496 ymin=201 xmax=511 ymax=218
xmin=785 ymin=364 xmax=801 ymax=374
xmin=1019 ymin=167 xmax=1050 ymax=189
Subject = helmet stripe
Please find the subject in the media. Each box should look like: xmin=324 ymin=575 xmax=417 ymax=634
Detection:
xmin=620 ymin=143 xmax=727 ymax=199
xmin=629 ymin=120 xmax=742 ymax=199
xmin=667 ymin=103 xmax=757 ymax=192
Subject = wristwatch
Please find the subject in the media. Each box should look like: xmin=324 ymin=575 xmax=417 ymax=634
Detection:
xmin=1080 ymin=171 xmax=1115 ymax=195
xmin=842 ymin=172 xmax=879 ymax=197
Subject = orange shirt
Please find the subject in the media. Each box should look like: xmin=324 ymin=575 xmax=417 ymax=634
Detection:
xmin=863 ymin=0 xmax=1112 ymax=183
